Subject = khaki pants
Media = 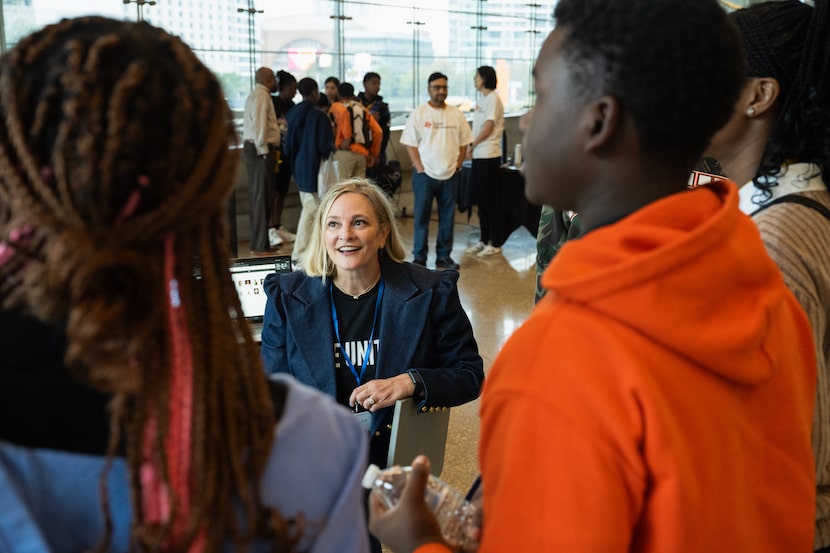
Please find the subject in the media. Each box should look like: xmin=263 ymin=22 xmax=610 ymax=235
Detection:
xmin=292 ymin=191 xmax=321 ymax=265
xmin=334 ymin=149 xmax=366 ymax=179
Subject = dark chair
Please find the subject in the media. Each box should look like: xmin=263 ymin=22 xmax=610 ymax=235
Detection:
xmin=375 ymin=160 xmax=403 ymax=199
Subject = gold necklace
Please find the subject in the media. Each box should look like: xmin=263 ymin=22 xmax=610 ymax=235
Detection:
xmin=335 ymin=274 xmax=381 ymax=299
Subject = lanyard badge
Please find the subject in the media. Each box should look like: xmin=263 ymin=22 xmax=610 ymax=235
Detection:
xmin=331 ymin=279 xmax=385 ymax=433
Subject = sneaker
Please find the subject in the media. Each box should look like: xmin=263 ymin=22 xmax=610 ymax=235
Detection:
xmin=466 ymin=241 xmax=485 ymax=254
xmin=412 ymin=257 xmax=427 ymax=266
xmin=477 ymin=245 xmax=502 ymax=257
xmin=435 ymin=257 xmax=460 ymax=271
xmin=268 ymin=227 xmax=284 ymax=247
xmin=277 ymin=226 xmax=296 ymax=243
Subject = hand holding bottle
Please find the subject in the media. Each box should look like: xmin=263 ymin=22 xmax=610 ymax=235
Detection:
xmin=367 ymin=455 xmax=481 ymax=552
xmin=368 ymin=456 xmax=449 ymax=552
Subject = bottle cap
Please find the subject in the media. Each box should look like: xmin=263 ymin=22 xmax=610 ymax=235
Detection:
xmin=362 ymin=463 xmax=382 ymax=489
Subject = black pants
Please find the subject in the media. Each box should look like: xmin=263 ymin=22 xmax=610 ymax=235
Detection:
xmin=472 ymin=157 xmax=505 ymax=247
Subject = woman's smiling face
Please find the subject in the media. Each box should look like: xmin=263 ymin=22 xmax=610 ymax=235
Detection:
xmin=325 ymin=192 xmax=389 ymax=276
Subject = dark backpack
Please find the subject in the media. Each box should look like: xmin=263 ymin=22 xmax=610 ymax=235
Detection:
xmin=346 ymin=100 xmax=372 ymax=146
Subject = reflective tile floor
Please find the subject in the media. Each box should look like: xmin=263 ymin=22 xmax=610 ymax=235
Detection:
xmin=238 ymin=180 xmax=540 ymax=496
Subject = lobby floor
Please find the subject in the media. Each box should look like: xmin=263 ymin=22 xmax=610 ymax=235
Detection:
xmin=238 ymin=181 xmax=540 ymax=497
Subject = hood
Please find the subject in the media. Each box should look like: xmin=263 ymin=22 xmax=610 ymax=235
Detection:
xmin=287 ymin=100 xmax=315 ymax=126
xmin=543 ymin=181 xmax=790 ymax=385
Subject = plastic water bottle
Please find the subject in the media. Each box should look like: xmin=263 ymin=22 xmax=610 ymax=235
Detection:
xmin=363 ymin=464 xmax=480 ymax=551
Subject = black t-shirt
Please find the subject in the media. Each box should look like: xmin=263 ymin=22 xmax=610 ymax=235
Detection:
xmin=331 ymin=283 xmax=382 ymax=407
xmin=0 ymin=310 xmax=113 ymax=455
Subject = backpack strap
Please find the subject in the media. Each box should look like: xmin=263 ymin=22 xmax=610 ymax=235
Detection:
xmin=346 ymin=100 xmax=370 ymax=145
xmin=347 ymin=101 xmax=358 ymax=143
xmin=752 ymin=194 xmax=830 ymax=222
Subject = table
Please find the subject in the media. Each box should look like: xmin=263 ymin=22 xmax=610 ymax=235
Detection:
xmin=457 ymin=162 xmax=541 ymax=239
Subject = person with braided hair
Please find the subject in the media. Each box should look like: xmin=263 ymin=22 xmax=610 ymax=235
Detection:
xmin=0 ymin=17 xmax=369 ymax=553
xmin=369 ymin=0 xmax=817 ymax=551
xmin=706 ymin=1 xmax=830 ymax=549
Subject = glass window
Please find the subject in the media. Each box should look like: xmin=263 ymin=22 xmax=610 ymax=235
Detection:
xmin=1 ymin=0 xmax=557 ymax=117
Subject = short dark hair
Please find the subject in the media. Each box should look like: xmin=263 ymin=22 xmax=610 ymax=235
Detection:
xmin=730 ymin=0 xmax=830 ymax=200
xmin=324 ymin=76 xmax=340 ymax=87
xmin=338 ymin=82 xmax=355 ymax=98
xmin=297 ymin=77 xmax=318 ymax=98
xmin=553 ymin=0 xmax=744 ymax=165
xmin=477 ymin=66 xmax=497 ymax=89
xmin=428 ymin=72 xmax=448 ymax=84
xmin=363 ymin=71 xmax=380 ymax=84
xmin=317 ymin=93 xmax=331 ymax=109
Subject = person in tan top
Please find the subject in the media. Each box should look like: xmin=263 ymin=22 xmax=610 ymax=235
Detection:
xmin=706 ymin=1 xmax=830 ymax=549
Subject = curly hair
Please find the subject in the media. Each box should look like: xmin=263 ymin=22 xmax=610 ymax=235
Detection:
xmin=0 ymin=17 xmax=296 ymax=552
xmin=553 ymin=0 xmax=745 ymax=167
xmin=276 ymin=69 xmax=297 ymax=92
xmin=730 ymin=0 xmax=830 ymax=202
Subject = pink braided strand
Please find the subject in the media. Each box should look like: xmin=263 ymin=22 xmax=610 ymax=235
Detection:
xmin=163 ymin=234 xmax=204 ymax=551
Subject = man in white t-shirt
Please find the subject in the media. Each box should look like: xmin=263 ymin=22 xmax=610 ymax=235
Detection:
xmin=401 ymin=72 xmax=473 ymax=270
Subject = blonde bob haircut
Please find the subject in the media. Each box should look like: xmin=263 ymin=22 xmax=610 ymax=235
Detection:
xmin=303 ymin=178 xmax=407 ymax=278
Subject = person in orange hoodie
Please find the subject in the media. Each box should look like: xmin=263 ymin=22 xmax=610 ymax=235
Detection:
xmin=330 ymin=81 xmax=383 ymax=179
xmin=368 ymin=0 xmax=818 ymax=551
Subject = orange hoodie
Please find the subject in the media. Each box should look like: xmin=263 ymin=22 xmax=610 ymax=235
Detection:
xmin=416 ymin=181 xmax=816 ymax=553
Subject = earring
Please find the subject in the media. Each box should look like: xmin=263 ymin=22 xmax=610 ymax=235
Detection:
xmin=746 ymin=106 xmax=756 ymax=117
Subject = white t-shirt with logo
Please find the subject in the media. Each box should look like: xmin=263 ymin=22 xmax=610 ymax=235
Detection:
xmin=401 ymin=103 xmax=474 ymax=181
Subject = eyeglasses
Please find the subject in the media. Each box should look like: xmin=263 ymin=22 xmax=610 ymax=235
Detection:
xmin=430 ymin=85 xmax=449 ymax=90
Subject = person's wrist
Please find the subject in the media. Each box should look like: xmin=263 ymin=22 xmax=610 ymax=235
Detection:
xmin=408 ymin=370 xmax=424 ymax=397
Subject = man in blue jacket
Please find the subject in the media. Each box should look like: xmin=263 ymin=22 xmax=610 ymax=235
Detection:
xmin=284 ymin=77 xmax=335 ymax=265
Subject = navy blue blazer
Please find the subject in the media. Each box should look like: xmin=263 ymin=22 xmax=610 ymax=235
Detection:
xmin=261 ymin=260 xmax=484 ymax=444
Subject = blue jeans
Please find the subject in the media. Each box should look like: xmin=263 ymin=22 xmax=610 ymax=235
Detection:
xmin=412 ymin=171 xmax=458 ymax=261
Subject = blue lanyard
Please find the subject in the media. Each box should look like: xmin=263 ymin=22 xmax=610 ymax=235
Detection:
xmin=330 ymin=279 xmax=384 ymax=385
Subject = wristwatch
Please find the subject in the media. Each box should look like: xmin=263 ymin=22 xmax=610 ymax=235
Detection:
xmin=407 ymin=370 xmax=424 ymax=397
